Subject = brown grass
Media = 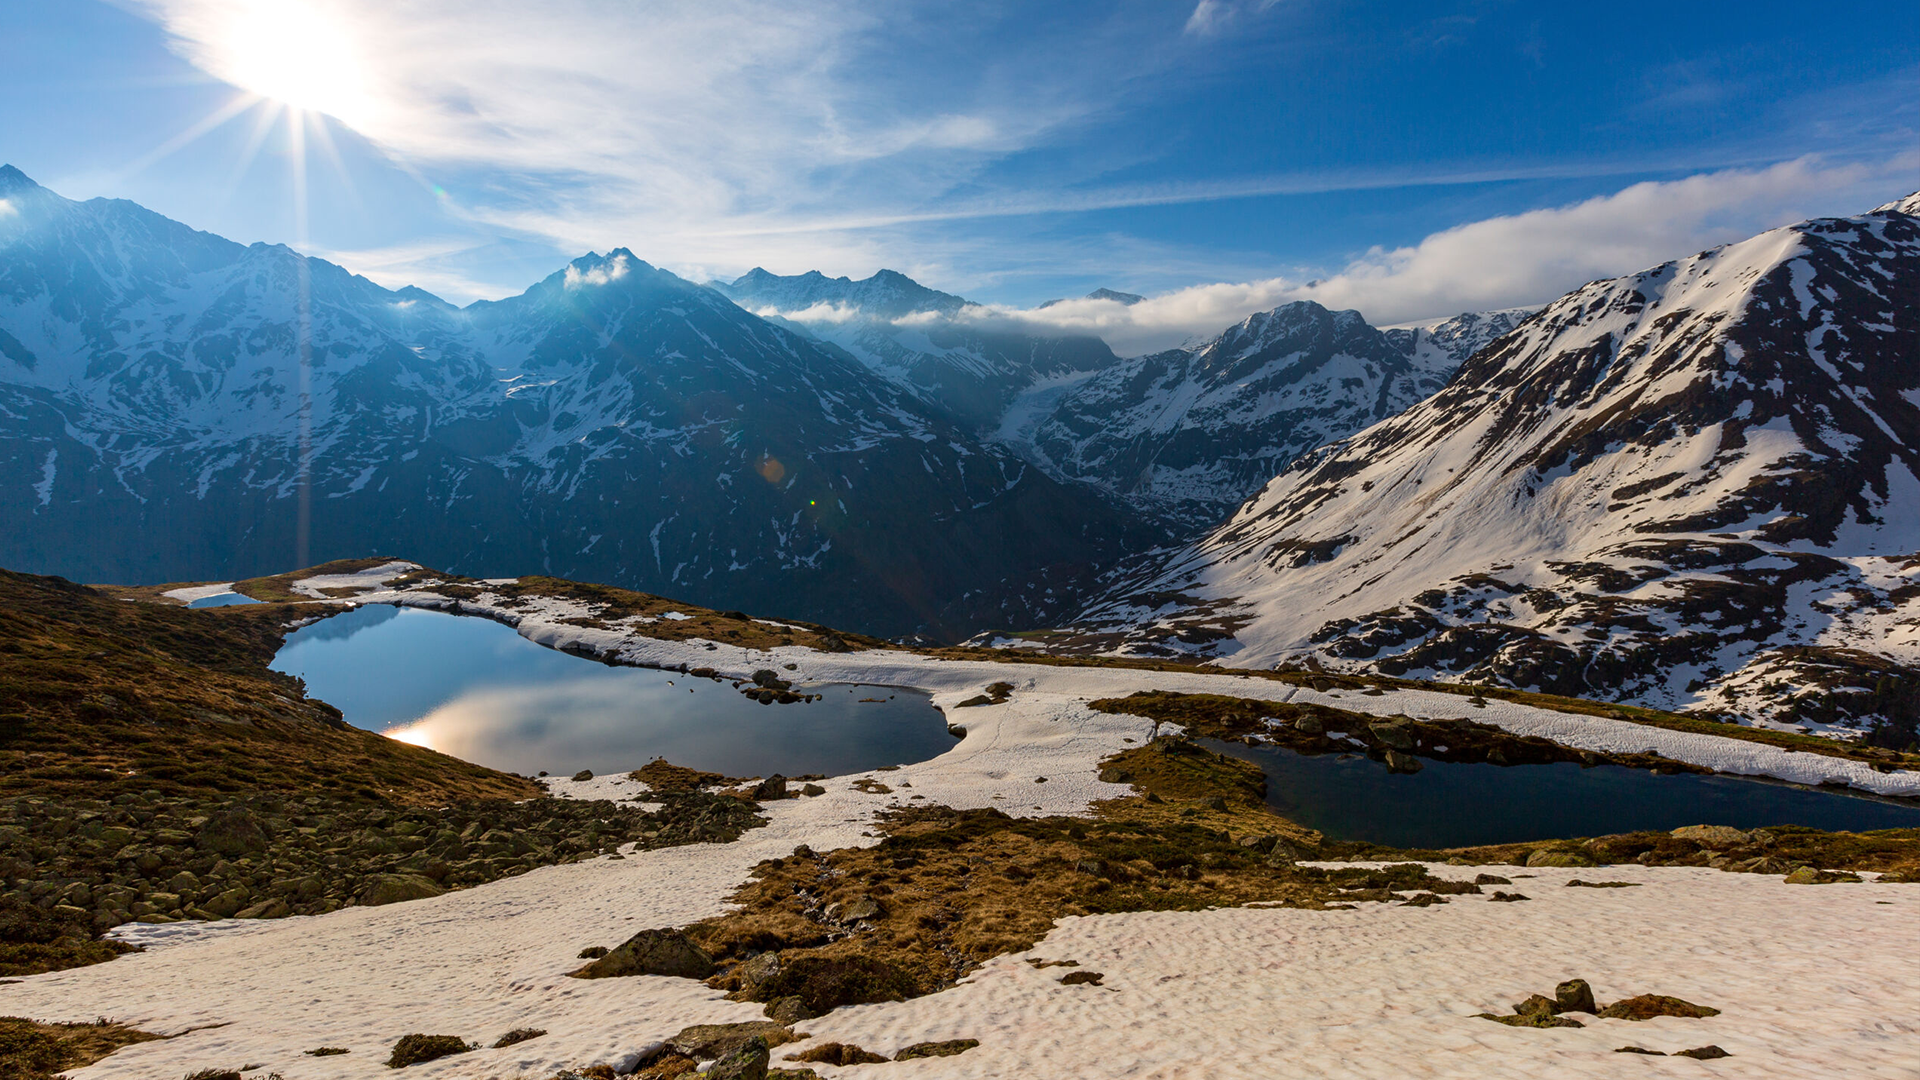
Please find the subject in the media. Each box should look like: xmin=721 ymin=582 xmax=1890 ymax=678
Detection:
xmin=0 ymin=570 xmax=538 ymax=805
xmin=0 ymin=1017 xmax=162 ymax=1080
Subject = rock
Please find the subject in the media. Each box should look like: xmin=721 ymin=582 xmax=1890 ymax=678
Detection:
xmin=571 ymin=769 xmax=594 ymax=782
xmin=1670 ymin=824 xmax=1750 ymax=846
xmin=1525 ymin=850 xmax=1592 ymax=868
xmin=1489 ymin=891 xmax=1529 ymax=902
xmin=1238 ymin=834 xmax=1278 ymax=853
xmin=669 ymin=1021 xmax=794 ymax=1059
xmin=839 ymin=895 xmax=882 ymax=921
xmin=1293 ymin=715 xmax=1325 ymax=735
xmin=1555 ymin=979 xmax=1597 ymax=1014
xmin=1596 ymin=994 xmax=1720 ymax=1021
xmin=571 ymin=927 xmax=716 ymax=979
xmin=1513 ymin=994 xmax=1558 ymax=1017
xmin=386 ymin=1033 xmax=471 ymax=1067
xmin=706 ymin=1034 xmax=770 ymax=1080
xmin=577 ymin=946 xmax=609 ymax=959
xmin=753 ymin=775 xmax=790 ymax=801
xmin=787 ymin=1042 xmax=887 ymax=1066
xmin=1059 ymin=970 xmax=1104 ymax=986
xmin=360 ymin=874 xmax=445 ymax=907
xmin=1784 ymin=865 xmax=1861 ymax=885
xmin=1473 ymin=873 xmax=1511 ymax=885
xmin=1074 ymin=859 xmax=1109 ymax=878
xmin=1675 ymin=1045 xmax=1731 ymax=1059
xmin=1382 ymin=749 xmax=1423 ymax=773
xmin=749 ymin=955 xmax=917 ymax=1015
xmin=894 ymin=1039 xmax=980 ymax=1060
xmin=234 ymin=898 xmax=290 ymax=919
xmin=764 ymin=995 xmax=813 ymax=1024
xmin=1370 ymin=719 xmax=1416 ymax=750
xmin=1478 ymin=1011 xmax=1582 ymax=1029
xmin=1614 ymin=1046 xmax=1664 ymax=1054
xmin=202 ymin=888 xmax=251 ymax=918
xmin=196 ymin=809 xmax=270 ymax=856
xmin=1201 ymin=796 xmax=1227 ymax=811
xmin=492 ymin=1027 xmax=546 ymax=1048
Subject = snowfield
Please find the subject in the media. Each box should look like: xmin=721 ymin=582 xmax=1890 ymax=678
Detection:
xmin=4 ymin=579 xmax=1914 ymax=1078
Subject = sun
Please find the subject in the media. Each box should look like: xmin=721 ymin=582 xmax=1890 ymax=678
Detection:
xmin=212 ymin=1 xmax=376 ymax=127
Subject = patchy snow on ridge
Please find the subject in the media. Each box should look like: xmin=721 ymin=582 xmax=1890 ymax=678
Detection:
xmin=1078 ymin=195 xmax=1920 ymax=740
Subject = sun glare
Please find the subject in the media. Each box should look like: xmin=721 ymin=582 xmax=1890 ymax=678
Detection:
xmin=216 ymin=1 xmax=374 ymax=126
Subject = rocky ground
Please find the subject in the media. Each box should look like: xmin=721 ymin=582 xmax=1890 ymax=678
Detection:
xmin=0 ymin=785 xmax=765 ymax=952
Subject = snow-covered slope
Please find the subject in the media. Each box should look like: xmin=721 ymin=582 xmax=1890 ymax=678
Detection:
xmin=712 ymin=268 xmax=1120 ymax=431
xmin=0 ymin=167 xmax=1156 ymax=638
xmin=1014 ymin=302 xmax=1477 ymax=529
xmin=1080 ymin=194 xmax=1920 ymax=741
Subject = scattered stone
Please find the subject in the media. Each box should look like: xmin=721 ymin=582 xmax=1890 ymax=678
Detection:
xmin=670 ymin=1021 xmax=795 ymax=1059
xmin=571 ymin=928 xmax=716 ymax=980
xmin=1489 ymin=891 xmax=1529 ymax=902
xmin=894 ymin=1039 xmax=980 ymax=1060
xmin=748 ymin=955 xmax=917 ymax=1016
xmin=195 ymin=809 xmax=270 ymax=856
xmin=1670 ymin=825 xmax=1750 ymax=846
xmin=360 ymin=875 xmax=444 ymax=907
xmin=800 ymin=784 xmax=825 ymax=797
xmin=1059 ymin=970 xmax=1104 ymax=986
xmin=1382 ymin=749 xmax=1423 ymax=774
xmin=1784 ymin=865 xmax=1861 ymax=885
xmin=306 ymin=1047 xmax=349 ymax=1056
xmin=385 ymin=1033 xmax=471 ymax=1068
xmin=1566 ymin=880 xmax=1640 ymax=888
xmin=1615 ymin=1046 xmax=1664 ymax=1054
xmin=493 ymin=1027 xmax=546 ymax=1048
xmin=577 ymin=945 xmax=608 ymax=959
xmin=705 ymin=1035 xmax=771 ymax=1080
xmin=786 ymin=1042 xmax=886 ymax=1066
xmin=1676 ymin=1045 xmax=1731 ymax=1059
xmin=1201 ymin=796 xmax=1228 ymax=811
xmin=1400 ymin=892 xmax=1447 ymax=906
xmin=752 ymin=776 xmax=790 ymax=802
xmin=1478 ymin=1010 xmax=1583 ymax=1029
xmin=1555 ymin=979 xmax=1597 ymax=1014
xmin=1597 ymin=995 xmax=1720 ymax=1021
xmin=1474 ymin=873 xmax=1511 ymax=885
xmin=1525 ymin=849 xmax=1593 ymax=868
xmin=571 ymin=769 xmax=594 ymax=782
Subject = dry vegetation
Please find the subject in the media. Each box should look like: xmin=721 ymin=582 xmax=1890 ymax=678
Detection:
xmin=0 ymin=570 xmax=538 ymax=805
xmin=0 ymin=1016 xmax=162 ymax=1080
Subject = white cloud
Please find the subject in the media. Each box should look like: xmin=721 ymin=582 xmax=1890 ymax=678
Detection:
xmin=934 ymin=154 xmax=1920 ymax=354
xmin=563 ymin=252 xmax=631 ymax=289
xmin=752 ymin=301 xmax=863 ymax=326
xmin=0 ymin=198 xmax=16 ymax=218
xmin=1185 ymin=0 xmax=1281 ymax=36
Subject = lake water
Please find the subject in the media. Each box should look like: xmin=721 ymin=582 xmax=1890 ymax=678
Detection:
xmin=270 ymin=604 xmax=954 ymax=777
xmin=189 ymin=591 xmax=262 ymax=608
xmin=1205 ymin=738 xmax=1920 ymax=848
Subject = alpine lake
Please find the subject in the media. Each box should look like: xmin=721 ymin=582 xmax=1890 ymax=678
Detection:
xmin=272 ymin=604 xmax=1920 ymax=846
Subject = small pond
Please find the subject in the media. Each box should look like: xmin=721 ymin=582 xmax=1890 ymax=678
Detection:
xmin=1203 ymin=739 xmax=1920 ymax=848
xmin=188 ymin=591 xmax=262 ymax=608
xmin=270 ymin=605 xmax=953 ymax=778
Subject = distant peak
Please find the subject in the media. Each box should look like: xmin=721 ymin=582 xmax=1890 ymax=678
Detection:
xmin=1873 ymin=191 xmax=1920 ymax=216
xmin=0 ymin=164 xmax=40 ymax=193
xmin=1086 ymin=288 xmax=1145 ymax=305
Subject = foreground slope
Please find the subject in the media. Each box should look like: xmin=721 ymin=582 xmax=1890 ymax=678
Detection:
xmin=0 ymin=168 xmax=1150 ymax=638
xmin=1081 ymin=194 xmax=1920 ymax=740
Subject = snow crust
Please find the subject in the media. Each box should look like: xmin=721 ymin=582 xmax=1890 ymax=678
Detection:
xmin=159 ymin=582 xmax=240 ymax=603
xmin=2 ymin=594 xmax=1916 ymax=1077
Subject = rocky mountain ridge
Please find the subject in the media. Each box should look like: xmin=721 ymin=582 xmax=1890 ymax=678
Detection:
xmin=1076 ymin=193 xmax=1920 ymax=743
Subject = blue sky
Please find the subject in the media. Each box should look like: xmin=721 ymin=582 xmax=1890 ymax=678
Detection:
xmin=3 ymin=1 xmax=1915 ymax=347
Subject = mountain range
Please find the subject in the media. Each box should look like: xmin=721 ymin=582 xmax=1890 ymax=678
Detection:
xmin=1077 ymin=192 xmax=1920 ymax=743
xmin=0 ymin=165 xmax=1508 ymax=637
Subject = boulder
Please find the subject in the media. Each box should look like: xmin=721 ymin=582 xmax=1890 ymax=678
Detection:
xmin=1596 ymin=994 xmax=1720 ymax=1021
xmin=752 ymin=775 xmax=790 ymax=801
xmin=234 ymin=898 xmax=290 ymax=920
xmin=669 ymin=1021 xmax=793 ymax=1059
xmin=894 ymin=1039 xmax=980 ymax=1060
xmin=386 ymin=1033 xmax=471 ymax=1068
xmin=196 ymin=809 xmax=270 ymax=856
xmin=571 ymin=769 xmax=594 ymax=782
xmin=1784 ymin=865 xmax=1861 ymax=885
xmin=786 ymin=1042 xmax=887 ymax=1065
xmin=706 ymin=1035 xmax=770 ymax=1080
xmin=1555 ymin=979 xmax=1597 ymax=1014
xmin=203 ymin=887 xmax=251 ymax=919
xmin=1293 ymin=715 xmax=1324 ymax=736
xmin=1382 ymin=749 xmax=1423 ymax=774
xmin=1670 ymin=824 xmax=1750 ymax=846
xmin=571 ymin=928 xmax=716 ymax=979
xmin=360 ymin=874 xmax=445 ymax=907
xmin=1369 ymin=719 xmax=1416 ymax=750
